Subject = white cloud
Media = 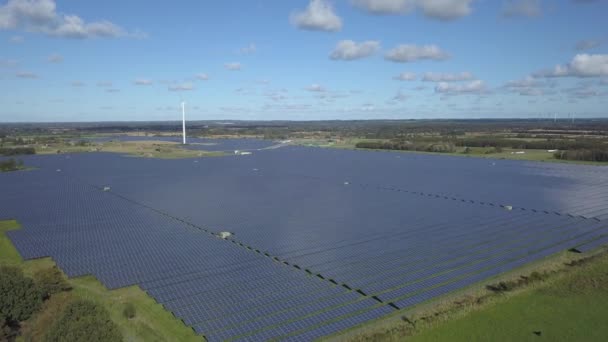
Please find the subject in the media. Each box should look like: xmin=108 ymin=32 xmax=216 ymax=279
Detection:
xmin=392 ymin=90 xmax=408 ymax=101
xmin=224 ymin=62 xmax=242 ymax=70
xmin=534 ymin=54 xmax=608 ymax=78
xmin=70 ymin=80 xmax=84 ymax=87
xmin=239 ymin=43 xmax=256 ymax=54
xmin=0 ymin=58 xmax=18 ymax=68
xmin=105 ymin=88 xmax=120 ymax=93
xmin=329 ymin=40 xmax=380 ymax=60
xmin=417 ymin=0 xmax=473 ymax=20
xmin=134 ymin=78 xmax=153 ymax=85
xmin=168 ymin=83 xmax=194 ymax=91
xmin=291 ymin=0 xmax=342 ymax=32
xmin=575 ymin=39 xmax=602 ymax=51
xmin=385 ymin=44 xmax=449 ymax=62
xmin=305 ymin=84 xmax=326 ymax=92
xmin=16 ymin=71 xmax=38 ymax=78
xmin=9 ymin=34 xmax=23 ymax=43
xmin=393 ymin=72 xmax=417 ymax=81
xmin=0 ymin=0 xmax=143 ymax=39
xmin=47 ymin=53 xmax=62 ymax=63
xmin=196 ymin=73 xmax=209 ymax=80
xmin=96 ymin=81 xmax=112 ymax=87
xmin=502 ymin=0 xmax=542 ymax=18
xmin=422 ymin=72 xmax=474 ymax=82
xmin=435 ymin=80 xmax=486 ymax=94
xmin=352 ymin=0 xmax=474 ymax=20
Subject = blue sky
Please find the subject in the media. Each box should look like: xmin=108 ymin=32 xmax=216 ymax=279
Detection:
xmin=1 ymin=0 xmax=607 ymax=122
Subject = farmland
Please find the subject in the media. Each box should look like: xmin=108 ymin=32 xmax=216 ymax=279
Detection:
xmin=2 ymin=130 xmax=608 ymax=341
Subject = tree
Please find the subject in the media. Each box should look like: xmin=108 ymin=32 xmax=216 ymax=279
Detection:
xmin=33 ymin=267 xmax=72 ymax=300
xmin=44 ymin=300 xmax=122 ymax=342
xmin=0 ymin=266 xmax=43 ymax=323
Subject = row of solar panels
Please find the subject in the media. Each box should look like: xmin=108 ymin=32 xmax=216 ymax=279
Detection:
xmin=4 ymin=149 xmax=608 ymax=341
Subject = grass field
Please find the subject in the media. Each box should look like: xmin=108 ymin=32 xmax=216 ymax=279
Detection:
xmin=0 ymin=220 xmax=202 ymax=342
xmin=35 ymin=140 xmax=223 ymax=159
xmin=335 ymin=248 xmax=608 ymax=342
xmin=409 ymin=252 xmax=608 ymax=342
xmin=295 ymin=138 xmax=607 ymax=166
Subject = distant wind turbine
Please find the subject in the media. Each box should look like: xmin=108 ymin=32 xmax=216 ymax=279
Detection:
xmin=181 ymin=101 xmax=187 ymax=144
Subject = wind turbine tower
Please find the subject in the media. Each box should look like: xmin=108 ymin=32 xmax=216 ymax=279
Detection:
xmin=181 ymin=101 xmax=187 ymax=145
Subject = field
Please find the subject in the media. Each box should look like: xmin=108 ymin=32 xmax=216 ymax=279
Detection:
xmin=408 ymin=251 xmax=608 ymax=342
xmin=2 ymin=140 xmax=608 ymax=341
xmin=0 ymin=220 xmax=200 ymax=342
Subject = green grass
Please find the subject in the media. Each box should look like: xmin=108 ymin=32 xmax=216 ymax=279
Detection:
xmin=337 ymin=250 xmax=608 ymax=342
xmin=295 ymin=138 xmax=608 ymax=166
xmin=0 ymin=220 xmax=202 ymax=342
xmin=408 ymin=253 xmax=608 ymax=342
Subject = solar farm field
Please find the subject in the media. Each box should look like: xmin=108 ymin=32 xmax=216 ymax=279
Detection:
xmin=2 ymin=143 xmax=608 ymax=341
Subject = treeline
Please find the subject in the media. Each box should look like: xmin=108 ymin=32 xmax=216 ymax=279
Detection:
xmin=0 ymin=266 xmax=122 ymax=342
xmin=0 ymin=147 xmax=36 ymax=156
xmin=453 ymin=137 xmax=606 ymax=150
xmin=0 ymin=159 xmax=24 ymax=172
xmin=554 ymin=150 xmax=608 ymax=162
xmin=356 ymin=141 xmax=456 ymax=153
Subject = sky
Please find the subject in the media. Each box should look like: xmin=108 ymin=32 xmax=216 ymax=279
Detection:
xmin=0 ymin=0 xmax=607 ymax=122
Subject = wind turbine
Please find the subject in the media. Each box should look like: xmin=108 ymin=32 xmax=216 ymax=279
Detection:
xmin=181 ymin=101 xmax=187 ymax=145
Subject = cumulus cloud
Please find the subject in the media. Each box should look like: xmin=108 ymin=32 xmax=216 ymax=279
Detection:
xmin=16 ymin=71 xmax=38 ymax=78
xmin=502 ymin=0 xmax=542 ymax=18
xmin=534 ymin=54 xmax=608 ymax=78
xmin=70 ymin=80 xmax=84 ymax=87
xmin=47 ymin=53 xmax=62 ymax=63
xmin=329 ymin=40 xmax=380 ymax=60
xmin=239 ymin=43 xmax=256 ymax=54
xmin=352 ymin=0 xmax=474 ymax=20
xmin=391 ymin=90 xmax=408 ymax=102
xmin=291 ymin=0 xmax=342 ymax=32
xmin=422 ymin=72 xmax=474 ymax=82
xmin=168 ymin=83 xmax=194 ymax=91
xmin=224 ymin=62 xmax=242 ymax=70
xmin=196 ymin=73 xmax=209 ymax=80
xmin=385 ymin=44 xmax=449 ymax=62
xmin=435 ymin=79 xmax=486 ymax=94
xmin=575 ymin=39 xmax=602 ymax=51
xmin=9 ymin=34 xmax=23 ymax=43
xmin=0 ymin=0 xmax=143 ymax=39
xmin=305 ymin=84 xmax=326 ymax=92
xmin=0 ymin=58 xmax=18 ymax=68
xmin=392 ymin=72 xmax=417 ymax=81
xmin=134 ymin=78 xmax=153 ymax=85
xmin=503 ymin=76 xmax=554 ymax=96
xmin=105 ymin=88 xmax=120 ymax=93
xmin=96 ymin=81 xmax=112 ymax=87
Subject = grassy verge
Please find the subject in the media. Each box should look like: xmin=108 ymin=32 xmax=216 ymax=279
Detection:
xmin=333 ymin=248 xmax=608 ymax=342
xmin=36 ymin=140 xmax=223 ymax=159
xmin=294 ymin=138 xmax=608 ymax=166
xmin=0 ymin=220 xmax=202 ymax=342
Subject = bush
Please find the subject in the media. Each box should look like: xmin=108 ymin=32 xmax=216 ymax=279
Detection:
xmin=44 ymin=300 xmax=122 ymax=342
xmin=122 ymin=303 xmax=136 ymax=319
xmin=0 ymin=158 xmax=24 ymax=172
xmin=33 ymin=267 xmax=72 ymax=299
xmin=0 ymin=147 xmax=35 ymax=156
xmin=0 ymin=266 xmax=43 ymax=323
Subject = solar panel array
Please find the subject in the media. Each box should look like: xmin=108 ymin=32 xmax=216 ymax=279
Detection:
xmin=3 ymin=144 xmax=608 ymax=341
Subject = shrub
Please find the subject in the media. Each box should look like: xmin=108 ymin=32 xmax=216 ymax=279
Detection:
xmin=0 ymin=147 xmax=35 ymax=156
xmin=0 ymin=266 xmax=43 ymax=323
xmin=122 ymin=303 xmax=136 ymax=319
xmin=33 ymin=267 xmax=72 ymax=299
xmin=0 ymin=158 xmax=24 ymax=172
xmin=44 ymin=300 xmax=122 ymax=342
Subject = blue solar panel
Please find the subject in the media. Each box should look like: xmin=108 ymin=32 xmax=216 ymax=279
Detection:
xmin=3 ymin=145 xmax=607 ymax=340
